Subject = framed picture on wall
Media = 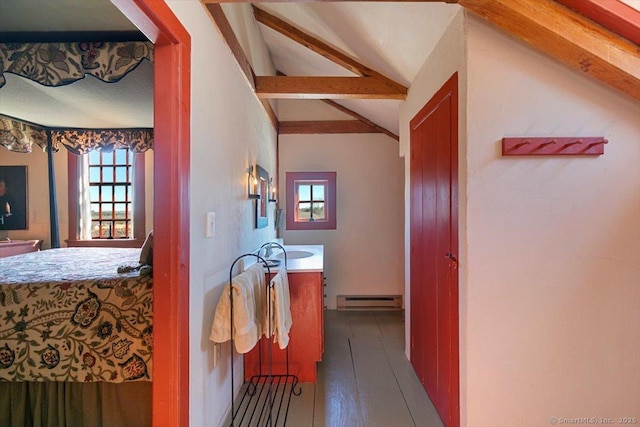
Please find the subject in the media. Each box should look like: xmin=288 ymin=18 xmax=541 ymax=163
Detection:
xmin=255 ymin=165 xmax=269 ymax=229
xmin=0 ymin=165 xmax=28 ymax=230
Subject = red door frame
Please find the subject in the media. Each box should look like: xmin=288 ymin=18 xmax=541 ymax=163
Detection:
xmin=409 ymin=73 xmax=459 ymax=427
xmin=111 ymin=1 xmax=191 ymax=426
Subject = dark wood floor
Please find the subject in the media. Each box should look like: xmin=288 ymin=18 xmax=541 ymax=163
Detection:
xmin=227 ymin=310 xmax=444 ymax=427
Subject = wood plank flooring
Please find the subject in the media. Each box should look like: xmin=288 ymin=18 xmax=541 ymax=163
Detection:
xmin=227 ymin=310 xmax=444 ymax=426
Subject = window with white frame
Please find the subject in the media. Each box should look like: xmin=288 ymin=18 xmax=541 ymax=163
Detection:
xmin=88 ymin=149 xmax=134 ymax=238
xmin=286 ymin=172 xmax=336 ymax=230
xmin=67 ymin=149 xmax=146 ymax=247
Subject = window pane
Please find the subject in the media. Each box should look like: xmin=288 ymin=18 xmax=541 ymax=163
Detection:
xmin=115 ymin=149 xmax=127 ymax=164
xmin=102 ymin=167 xmax=114 ymax=182
xmin=104 ymin=221 xmax=114 ymax=238
xmin=89 ymin=167 xmax=101 ymax=183
xmin=90 ymin=203 xmax=100 ymax=220
xmin=114 ymin=186 xmax=126 ymax=202
xmin=102 ymin=205 xmax=113 ymax=219
xmin=312 ymin=202 xmax=325 ymax=220
xmin=114 ymin=221 xmax=128 ymax=238
xmin=298 ymin=202 xmax=311 ymax=220
xmin=101 ymin=186 xmax=112 ymax=202
xmin=298 ymin=184 xmax=311 ymax=201
xmin=101 ymin=151 xmax=114 ymax=164
xmin=90 ymin=187 xmax=99 ymax=201
xmin=115 ymin=167 xmax=127 ymax=183
xmin=114 ymin=203 xmax=127 ymax=220
xmin=91 ymin=221 xmax=101 ymax=239
xmin=89 ymin=150 xmax=100 ymax=164
xmin=312 ymin=185 xmax=325 ymax=201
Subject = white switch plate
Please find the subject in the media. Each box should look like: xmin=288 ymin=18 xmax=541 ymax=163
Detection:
xmin=206 ymin=212 xmax=215 ymax=238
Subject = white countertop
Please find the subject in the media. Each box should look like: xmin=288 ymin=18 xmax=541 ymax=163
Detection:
xmin=266 ymin=244 xmax=324 ymax=273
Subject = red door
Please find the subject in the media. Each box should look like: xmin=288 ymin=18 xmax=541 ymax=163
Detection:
xmin=410 ymin=73 xmax=459 ymax=427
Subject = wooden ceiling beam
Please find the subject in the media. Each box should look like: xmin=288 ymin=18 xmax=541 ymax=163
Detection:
xmin=459 ymin=0 xmax=640 ymax=102
xmin=276 ymin=70 xmax=398 ymax=140
xmin=554 ymin=0 xmax=640 ymax=46
xmin=279 ymin=120 xmax=387 ymax=135
xmin=256 ymin=76 xmax=407 ymax=99
xmin=202 ymin=3 xmax=278 ymax=129
xmin=253 ymin=6 xmax=407 ymax=95
xmin=321 ymin=99 xmax=398 ymax=140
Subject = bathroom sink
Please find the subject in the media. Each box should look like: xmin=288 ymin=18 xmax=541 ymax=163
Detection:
xmin=275 ymin=250 xmax=314 ymax=260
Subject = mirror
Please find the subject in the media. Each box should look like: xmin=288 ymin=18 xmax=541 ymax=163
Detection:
xmin=255 ymin=165 xmax=268 ymax=229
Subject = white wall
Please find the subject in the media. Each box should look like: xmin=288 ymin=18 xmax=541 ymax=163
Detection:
xmin=464 ymin=16 xmax=640 ymax=426
xmin=279 ymin=133 xmax=405 ymax=309
xmin=166 ymin=2 xmax=278 ymax=426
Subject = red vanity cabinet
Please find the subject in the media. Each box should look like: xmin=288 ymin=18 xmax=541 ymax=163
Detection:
xmin=244 ymin=270 xmax=324 ymax=383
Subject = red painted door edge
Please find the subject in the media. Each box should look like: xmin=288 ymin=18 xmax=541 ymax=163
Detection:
xmin=111 ymin=1 xmax=191 ymax=426
xmin=555 ymin=0 xmax=640 ymax=46
xmin=449 ymin=72 xmax=460 ymax=427
xmin=409 ymin=72 xmax=460 ymax=427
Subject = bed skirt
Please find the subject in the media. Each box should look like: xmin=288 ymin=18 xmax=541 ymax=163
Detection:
xmin=0 ymin=381 xmax=151 ymax=427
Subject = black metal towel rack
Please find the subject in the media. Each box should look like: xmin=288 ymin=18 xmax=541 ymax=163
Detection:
xmin=228 ymin=242 xmax=301 ymax=426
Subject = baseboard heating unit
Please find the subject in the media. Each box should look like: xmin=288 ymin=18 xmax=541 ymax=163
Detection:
xmin=337 ymin=295 xmax=402 ymax=311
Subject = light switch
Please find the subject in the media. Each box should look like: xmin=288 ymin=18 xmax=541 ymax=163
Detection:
xmin=206 ymin=212 xmax=215 ymax=238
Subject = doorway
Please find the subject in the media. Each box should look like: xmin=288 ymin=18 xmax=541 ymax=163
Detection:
xmin=112 ymin=1 xmax=191 ymax=426
xmin=409 ymin=72 xmax=459 ymax=427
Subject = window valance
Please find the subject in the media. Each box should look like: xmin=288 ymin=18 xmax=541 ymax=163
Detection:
xmin=0 ymin=115 xmax=48 ymax=153
xmin=0 ymin=115 xmax=153 ymax=154
xmin=52 ymin=128 xmax=153 ymax=154
xmin=0 ymin=42 xmax=153 ymax=88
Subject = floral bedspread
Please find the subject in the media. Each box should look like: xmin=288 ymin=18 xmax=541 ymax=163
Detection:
xmin=0 ymin=248 xmax=152 ymax=383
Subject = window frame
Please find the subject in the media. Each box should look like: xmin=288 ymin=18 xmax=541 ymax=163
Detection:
xmin=286 ymin=171 xmax=337 ymax=231
xmin=67 ymin=150 xmax=146 ymax=248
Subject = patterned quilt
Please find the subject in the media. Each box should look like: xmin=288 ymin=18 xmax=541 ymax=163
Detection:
xmin=0 ymin=247 xmax=152 ymax=383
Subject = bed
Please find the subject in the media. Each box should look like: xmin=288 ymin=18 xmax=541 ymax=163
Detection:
xmin=0 ymin=247 xmax=152 ymax=427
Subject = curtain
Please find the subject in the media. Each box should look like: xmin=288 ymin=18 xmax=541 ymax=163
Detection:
xmin=0 ymin=382 xmax=151 ymax=427
xmin=77 ymin=155 xmax=93 ymax=240
xmin=0 ymin=42 xmax=153 ymax=88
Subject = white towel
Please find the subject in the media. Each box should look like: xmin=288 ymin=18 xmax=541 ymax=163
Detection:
xmin=209 ymin=263 xmax=265 ymax=354
xmin=247 ymin=262 xmax=267 ymax=337
xmin=267 ymin=268 xmax=293 ymax=349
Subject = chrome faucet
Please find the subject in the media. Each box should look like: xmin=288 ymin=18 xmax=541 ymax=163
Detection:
xmin=264 ymin=243 xmax=274 ymax=259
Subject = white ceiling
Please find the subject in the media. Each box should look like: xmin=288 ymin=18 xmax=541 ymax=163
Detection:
xmin=257 ymin=2 xmax=460 ymax=135
xmin=1 ymin=1 xmax=636 ymax=133
xmin=0 ymin=0 xmax=461 ymax=134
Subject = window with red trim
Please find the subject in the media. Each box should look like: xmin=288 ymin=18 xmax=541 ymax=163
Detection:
xmin=286 ymin=172 xmax=336 ymax=230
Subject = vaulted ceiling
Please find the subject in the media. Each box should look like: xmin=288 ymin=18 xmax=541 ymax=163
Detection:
xmin=205 ymin=0 xmax=640 ymax=140
xmin=0 ymin=0 xmax=638 ymax=134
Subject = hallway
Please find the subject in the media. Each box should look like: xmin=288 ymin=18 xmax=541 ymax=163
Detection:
xmin=275 ymin=310 xmax=444 ymax=427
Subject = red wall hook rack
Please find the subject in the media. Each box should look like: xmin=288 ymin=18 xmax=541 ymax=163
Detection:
xmin=502 ymin=137 xmax=608 ymax=156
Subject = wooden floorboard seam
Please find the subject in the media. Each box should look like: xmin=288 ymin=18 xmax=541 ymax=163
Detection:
xmin=347 ymin=337 xmax=366 ymax=424
xmin=380 ymin=337 xmax=420 ymax=427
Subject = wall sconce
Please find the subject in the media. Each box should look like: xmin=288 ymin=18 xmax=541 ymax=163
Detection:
xmin=247 ymin=165 xmax=260 ymax=199
xmin=268 ymin=177 xmax=277 ymax=203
